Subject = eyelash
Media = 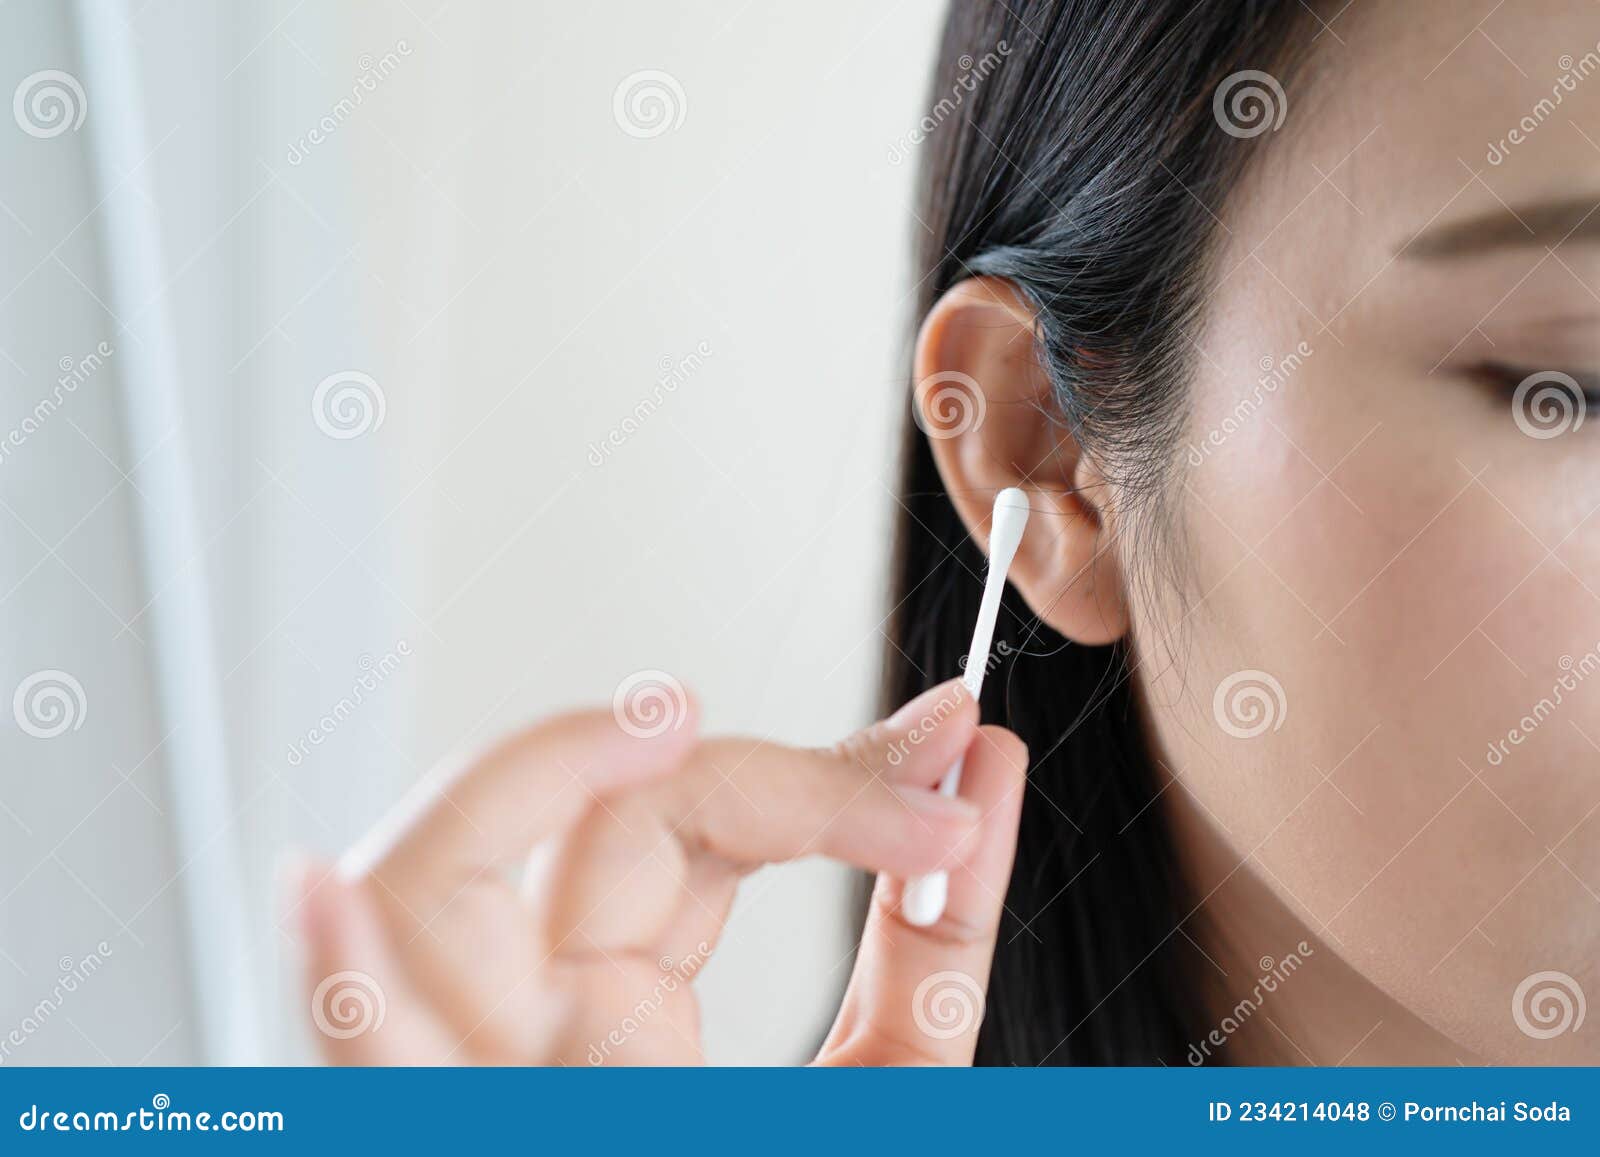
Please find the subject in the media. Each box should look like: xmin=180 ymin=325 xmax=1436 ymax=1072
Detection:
xmin=1474 ymin=362 xmax=1600 ymax=405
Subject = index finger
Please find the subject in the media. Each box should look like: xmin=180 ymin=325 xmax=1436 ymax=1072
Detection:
xmin=631 ymin=679 xmax=990 ymax=875
xmin=534 ymin=679 xmax=991 ymax=955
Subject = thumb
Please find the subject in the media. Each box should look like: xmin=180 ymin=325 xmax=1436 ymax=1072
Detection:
xmin=816 ymin=724 xmax=1028 ymax=1065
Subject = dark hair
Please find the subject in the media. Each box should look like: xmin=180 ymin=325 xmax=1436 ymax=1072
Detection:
xmin=886 ymin=0 xmax=1318 ymax=1064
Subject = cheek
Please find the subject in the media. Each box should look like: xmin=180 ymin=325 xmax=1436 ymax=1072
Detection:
xmin=1147 ymin=366 xmax=1600 ymax=1058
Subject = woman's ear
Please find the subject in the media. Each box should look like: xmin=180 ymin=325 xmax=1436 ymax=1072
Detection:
xmin=914 ymin=276 xmax=1129 ymax=646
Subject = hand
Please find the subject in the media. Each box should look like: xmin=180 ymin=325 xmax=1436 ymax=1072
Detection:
xmin=288 ymin=677 xmax=1027 ymax=1065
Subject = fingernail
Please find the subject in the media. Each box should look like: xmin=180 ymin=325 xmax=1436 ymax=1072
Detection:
xmin=896 ymin=785 xmax=981 ymax=824
xmin=886 ymin=678 xmax=968 ymax=730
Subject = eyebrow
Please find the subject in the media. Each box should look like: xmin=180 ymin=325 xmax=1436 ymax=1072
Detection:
xmin=1403 ymin=196 xmax=1600 ymax=258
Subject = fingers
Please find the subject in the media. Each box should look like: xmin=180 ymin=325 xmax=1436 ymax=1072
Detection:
xmin=540 ymin=951 xmax=707 ymax=1066
xmin=830 ymin=679 xmax=984 ymax=788
xmin=304 ymin=677 xmax=992 ymax=1068
xmin=818 ymin=725 xmax=1028 ymax=1065
xmin=293 ymin=857 xmax=462 ymax=1065
xmin=663 ymin=737 xmax=977 ymax=876
xmin=525 ymin=792 xmax=689 ymax=957
xmin=665 ymin=678 xmax=985 ymax=875
xmin=535 ymin=679 xmax=986 ymax=955
xmin=347 ymin=702 xmax=700 ymax=919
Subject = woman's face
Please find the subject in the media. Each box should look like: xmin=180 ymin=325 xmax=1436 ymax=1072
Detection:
xmin=1142 ymin=0 xmax=1600 ymax=1062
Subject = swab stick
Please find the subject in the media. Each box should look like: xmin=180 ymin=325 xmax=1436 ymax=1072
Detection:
xmin=901 ymin=487 xmax=1030 ymax=927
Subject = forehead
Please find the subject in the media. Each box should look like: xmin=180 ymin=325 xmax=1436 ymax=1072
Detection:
xmin=1222 ymin=5 xmax=1587 ymax=275
xmin=1215 ymin=0 xmax=1600 ymax=323
xmin=1330 ymin=0 xmax=1598 ymax=194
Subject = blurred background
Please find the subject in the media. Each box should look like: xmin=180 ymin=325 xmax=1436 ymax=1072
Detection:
xmin=0 ymin=0 xmax=946 ymax=1064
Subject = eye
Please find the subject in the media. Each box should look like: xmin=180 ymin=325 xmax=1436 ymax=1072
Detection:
xmin=1472 ymin=362 xmax=1600 ymax=407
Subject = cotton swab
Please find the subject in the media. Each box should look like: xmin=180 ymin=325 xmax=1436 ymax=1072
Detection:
xmin=901 ymin=487 xmax=1030 ymax=928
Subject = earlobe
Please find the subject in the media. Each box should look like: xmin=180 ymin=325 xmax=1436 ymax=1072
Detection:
xmin=914 ymin=277 xmax=1130 ymax=647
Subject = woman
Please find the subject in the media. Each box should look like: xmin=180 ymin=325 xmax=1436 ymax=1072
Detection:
xmin=291 ymin=0 xmax=1600 ymax=1064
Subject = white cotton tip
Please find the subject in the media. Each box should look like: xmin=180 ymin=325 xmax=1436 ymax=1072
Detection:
xmin=988 ymin=487 xmax=1030 ymax=570
xmin=901 ymin=870 xmax=948 ymax=928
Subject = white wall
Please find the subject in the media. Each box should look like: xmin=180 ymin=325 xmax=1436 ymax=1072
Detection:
xmin=0 ymin=0 xmax=945 ymax=1065
xmin=0 ymin=0 xmax=199 ymax=1067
